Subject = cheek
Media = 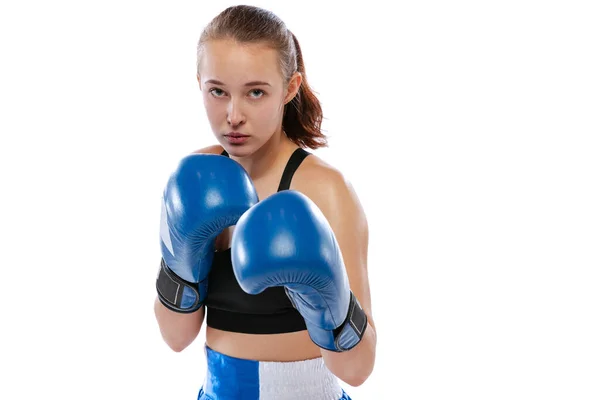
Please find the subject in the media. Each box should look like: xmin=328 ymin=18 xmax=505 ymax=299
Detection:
xmin=253 ymin=97 xmax=284 ymax=126
xmin=203 ymin=96 xmax=225 ymax=121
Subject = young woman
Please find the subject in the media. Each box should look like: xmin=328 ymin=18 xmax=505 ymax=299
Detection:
xmin=155 ymin=5 xmax=377 ymax=399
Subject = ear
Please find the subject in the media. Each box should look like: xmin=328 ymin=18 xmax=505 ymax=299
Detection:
xmin=284 ymin=71 xmax=302 ymax=104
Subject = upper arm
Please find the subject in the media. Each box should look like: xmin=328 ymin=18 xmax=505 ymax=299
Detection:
xmin=294 ymin=164 xmax=375 ymax=330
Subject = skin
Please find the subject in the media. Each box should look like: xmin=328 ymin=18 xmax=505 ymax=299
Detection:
xmin=154 ymin=38 xmax=377 ymax=386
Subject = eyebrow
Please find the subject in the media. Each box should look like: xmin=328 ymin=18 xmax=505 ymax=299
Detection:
xmin=204 ymin=79 xmax=271 ymax=87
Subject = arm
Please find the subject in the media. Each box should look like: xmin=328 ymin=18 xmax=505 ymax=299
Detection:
xmin=310 ymin=173 xmax=377 ymax=387
xmin=153 ymin=146 xmax=258 ymax=352
xmin=154 ymin=299 xmax=205 ymax=352
xmin=153 ymin=145 xmax=220 ymax=352
xmin=232 ymin=163 xmax=378 ymax=386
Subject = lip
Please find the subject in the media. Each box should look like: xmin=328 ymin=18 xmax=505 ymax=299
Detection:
xmin=225 ymin=132 xmax=249 ymax=138
xmin=224 ymin=132 xmax=250 ymax=144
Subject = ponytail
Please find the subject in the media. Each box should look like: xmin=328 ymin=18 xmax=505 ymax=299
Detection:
xmin=283 ymin=33 xmax=327 ymax=149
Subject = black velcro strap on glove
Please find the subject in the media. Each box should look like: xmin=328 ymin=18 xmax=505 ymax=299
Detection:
xmin=333 ymin=291 xmax=369 ymax=352
xmin=156 ymin=258 xmax=202 ymax=313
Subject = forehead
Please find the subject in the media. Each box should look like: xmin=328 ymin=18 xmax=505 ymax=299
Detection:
xmin=199 ymin=39 xmax=282 ymax=84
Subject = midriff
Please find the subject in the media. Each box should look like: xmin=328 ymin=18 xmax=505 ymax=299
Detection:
xmin=205 ymin=326 xmax=322 ymax=361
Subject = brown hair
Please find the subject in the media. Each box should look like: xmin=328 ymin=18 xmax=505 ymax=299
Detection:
xmin=197 ymin=5 xmax=327 ymax=149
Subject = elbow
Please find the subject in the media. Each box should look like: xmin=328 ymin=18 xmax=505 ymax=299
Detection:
xmin=160 ymin=330 xmax=196 ymax=353
xmin=344 ymin=377 xmax=366 ymax=388
xmin=154 ymin=297 xmax=203 ymax=353
xmin=166 ymin=340 xmax=190 ymax=353
xmin=341 ymin=368 xmax=373 ymax=387
xmin=156 ymin=328 xmax=195 ymax=353
xmin=324 ymin=333 xmax=377 ymax=387
xmin=160 ymin=330 xmax=196 ymax=352
xmin=329 ymin=356 xmax=375 ymax=387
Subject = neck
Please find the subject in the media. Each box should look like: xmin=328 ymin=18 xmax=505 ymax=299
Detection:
xmin=231 ymin=129 xmax=297 ymax=180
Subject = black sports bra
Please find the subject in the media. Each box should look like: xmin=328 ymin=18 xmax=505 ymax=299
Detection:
xmin=203 ymin=147 xmax=311 ymax=334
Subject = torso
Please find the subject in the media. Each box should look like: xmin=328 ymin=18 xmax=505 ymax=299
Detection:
xmin=198 ymin=143 xmax=338 ymax=361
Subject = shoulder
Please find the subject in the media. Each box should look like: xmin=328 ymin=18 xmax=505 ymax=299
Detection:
xmin=191 ymin=144 xmax=224 ymax=155
xmin=291 ymin=153 xmax=366 ymax=226
xmin=292 ymin=153 xmax=346 ymax=198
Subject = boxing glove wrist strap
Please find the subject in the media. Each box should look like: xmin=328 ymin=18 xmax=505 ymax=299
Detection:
xmin=332 ymin=292 xmax=368 ymax=352
xmin=156 ymin=259 xmax=204 ymax=313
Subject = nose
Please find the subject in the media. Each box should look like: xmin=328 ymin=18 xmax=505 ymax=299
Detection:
xmin=227 ymin=98 xmax=246 ymax=127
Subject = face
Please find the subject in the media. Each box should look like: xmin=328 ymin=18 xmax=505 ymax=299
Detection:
xmin=197 ymin=39 xmax=301 ymax=157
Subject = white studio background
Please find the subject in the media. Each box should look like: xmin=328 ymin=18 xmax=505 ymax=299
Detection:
xmin=1 ymin=0 xmax=599 ymax=399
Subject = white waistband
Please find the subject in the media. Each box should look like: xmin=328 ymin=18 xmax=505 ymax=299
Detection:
xmin=258 ymin=357 xmax=342 ymax=400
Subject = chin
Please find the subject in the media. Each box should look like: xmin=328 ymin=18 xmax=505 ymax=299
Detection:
xmin=221 ymin=142 xmax=254 ymax=158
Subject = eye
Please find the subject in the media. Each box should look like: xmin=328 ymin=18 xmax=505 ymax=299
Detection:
xmin=209 ymin=88 xmax=226 ymax=97
xmin=249 ymin=89 xmax=265 ymax=99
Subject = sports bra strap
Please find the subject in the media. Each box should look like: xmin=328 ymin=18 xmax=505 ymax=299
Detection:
xmin=277 ymin=148 xmax=310 ymax=191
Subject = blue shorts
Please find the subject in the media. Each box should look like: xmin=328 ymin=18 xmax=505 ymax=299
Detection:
xmin=197 ymin=346 xmax=351 ymax=399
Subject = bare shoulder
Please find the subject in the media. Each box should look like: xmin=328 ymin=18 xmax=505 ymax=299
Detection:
xmin=292 ymin=153 xmax=346 ymax=195
xmin=191 ymin=144 xmax=224 ymax=155
xmin=291 ymin=153 xmax=365 ymax=222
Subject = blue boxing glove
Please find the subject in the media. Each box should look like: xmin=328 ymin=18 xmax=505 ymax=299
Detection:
xmin=156 ymin=154 xmax=258 ymax=313
xmin=231 ymin=191 xmax=368 ymax=352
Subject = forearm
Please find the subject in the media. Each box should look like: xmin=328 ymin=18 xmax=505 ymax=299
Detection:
xmin=321 ymin=321 xmax=377 ymax=387
xmin=154 ymin=297 xmax=204 ymax=352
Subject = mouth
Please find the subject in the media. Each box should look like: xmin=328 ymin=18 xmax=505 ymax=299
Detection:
xmin=224 ymin=132 xmax=250 ymax=138
xmin=223 ymin=132 xmax=250 ymax=144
